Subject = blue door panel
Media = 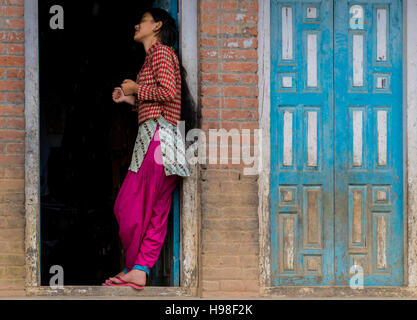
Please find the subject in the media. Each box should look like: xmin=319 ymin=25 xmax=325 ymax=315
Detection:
xmin=270 ymin=0 xmax=335 ymax=286
xmin=334 ymin=0 xmax=403 ymax=286
xmin=270 ymin=0 xmax=403 ymax=286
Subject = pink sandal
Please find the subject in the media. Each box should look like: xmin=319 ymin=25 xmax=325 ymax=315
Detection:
xmin=103 ymin=276 xmax=145 ymax=290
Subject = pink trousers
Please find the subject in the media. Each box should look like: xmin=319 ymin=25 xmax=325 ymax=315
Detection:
xmin=113 ymin=124 xmax=179 ymax=275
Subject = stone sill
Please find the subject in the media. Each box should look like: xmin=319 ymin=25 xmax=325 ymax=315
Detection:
xmin=25 ymin=286 xmax=198 ymax=298
xmin=262 ymin=286 xmax=417 ymax=298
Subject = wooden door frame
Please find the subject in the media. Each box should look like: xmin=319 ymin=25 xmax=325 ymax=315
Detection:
xmin=24 ymin=0 xmax=200 ymax=297
xmin=258 ymin=0 xmax=417 ymax=297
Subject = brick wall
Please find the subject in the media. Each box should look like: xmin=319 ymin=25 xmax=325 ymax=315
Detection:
xmin=0 ymin=0 xmax=26 ymax=296
xmin=0 ymin=0 xmax=261 ymax=298
xmin=198 ymin=0 xmax=260 ymax=297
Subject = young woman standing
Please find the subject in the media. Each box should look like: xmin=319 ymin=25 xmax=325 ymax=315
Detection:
xmin=104 ymin=8 xmax=194 ymax=289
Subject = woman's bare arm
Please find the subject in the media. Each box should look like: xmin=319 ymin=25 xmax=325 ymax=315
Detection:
xmin=124 ymin=95 xmax=137 ymax=106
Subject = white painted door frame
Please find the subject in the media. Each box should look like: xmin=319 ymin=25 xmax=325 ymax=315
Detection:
xmin=257 ymin=0 xmax=417 ymax=297
xmin=24 ymin=0 xmax=200 ymax=296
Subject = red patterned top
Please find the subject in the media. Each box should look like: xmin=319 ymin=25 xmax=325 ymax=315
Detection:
xmin=133 ymin=41 xmax=181 ymax=127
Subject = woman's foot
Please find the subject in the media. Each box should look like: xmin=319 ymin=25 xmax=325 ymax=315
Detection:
xmin=105 ymin=270 xmax=125 ymax=283
xmin=109 ymin=269 xmax=146 ymax=286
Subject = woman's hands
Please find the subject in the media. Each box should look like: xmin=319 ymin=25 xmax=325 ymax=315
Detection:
xmin=112 ymin=87 xmax=136 ymax=106
xmin=121 ymin=79 xmax=139 ymax=96
xmin=112 ymin=79 xmax=139 ymax=106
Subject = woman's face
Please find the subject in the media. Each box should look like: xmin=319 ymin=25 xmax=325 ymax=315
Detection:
xmin=134 ymin=12 xmax=161 ymax=43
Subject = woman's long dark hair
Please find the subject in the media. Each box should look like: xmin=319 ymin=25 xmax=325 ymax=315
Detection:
xmin=144 ymin=8 xmax=197 ymax=135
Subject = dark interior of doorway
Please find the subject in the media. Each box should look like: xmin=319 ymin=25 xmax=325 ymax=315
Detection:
xmin=39 ymin=0 xmax=175 ymax=286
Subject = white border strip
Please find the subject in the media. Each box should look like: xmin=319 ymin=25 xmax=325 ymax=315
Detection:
xmin=258 ymin=0 xmax=271 ymax=290
xmin=179 ymin=0 xmax=200 ymax=291
xmin=179 ymin=0 xmax=198 ymax=103
xmin=24 ymin=0 xmax=40 ymax=288
xmin=406 ymin=0 xmax=417 ymax=288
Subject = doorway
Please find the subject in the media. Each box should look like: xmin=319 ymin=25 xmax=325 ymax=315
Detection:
xmin=270 ymin=0 xmax=403 ymax=286
xmin=39 ymin=0 xmax=180 ymax=286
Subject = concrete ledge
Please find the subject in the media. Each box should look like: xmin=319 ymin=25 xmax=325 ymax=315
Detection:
xmin=25 ymin=286 xmax=198 ymax=297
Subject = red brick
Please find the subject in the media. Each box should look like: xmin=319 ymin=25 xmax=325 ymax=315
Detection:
xmin=240 ymin=74 xmax=258 ymax=84
xmin=242 ymin=38 xmax=258 ymax=49
xmin=202 ymin=108 xmax=220 ymax=120
xmin=0 ymin=80 xmax=24 ymax=91
xmin=240 ymin=1 xmax=259 ymax=12
xmin=222 ymin=98 xmax=239 ymax=108
xmin=201 ymin=97 xmax=220 ymax=108
xmin=222 ymin=86 xmax=257 ymax=97
xmin=201 ymin=38 xmax=218 ymax=47
xmin=222 ymin=110 xmax=258 ymax=121
xmin=201 ymin=24 xmax=218 ymax=35
xmin=222 ymin=38 xmax=258 ymax=49
xmin=0 ymin=7 xmax=24 ymax=17
xmin=201 ymin=62 xmax=218 ymax=72
xmin=5 ymin=69 xmax=24 ymax=79
xmin=202 ymin=73 xmax=219 ymax=83
xmin=0 ymin=105 xmax=23 ymax=115
xmin=221 ymin=74 xmax=239 ymax=83
xmin=222 ymin=13 xmax=257 ymax=24
xmin=201 ymin=120 xmax=221 ymax=131
xmin=201 ymin=12 xmax=218 ymax=23
xmin=241 ymin=98 xmax=258 ymax=108
xmin=221 ymin=13 xmax=238 ymax=23
xmin=2 ymin=0 xmax=25 ymax=5
xmin=201 ymin=85 xmax=219 ymax=96
xmin=4 ymin=18 xmax=24 ymax=30
xmin=5 ymin=93 xmax=24 ymax=103
xmin=5 ymin=118 xmax=24 ymax=130
xmin=0 ymin=31 xmax=24 ymax=42
xmin=6 ymin=143 xmax=23 ymax=153
xmin=200 ymin=49 xmax=218 ymax=59
xmin=242 ymin=26 xmax=258 ymax=36
xmin=222 ymin=49 xmax=257 ymax=60
xmin=201 ymin=1 xmax=218 ymax=11
xmin=222 ymin=62 xmax=257 ymax=72
xmin=7 ymin=44 xmax=23 ymax=55
xmin=238 ymin=122 xmax=259 ymax=130
xmin=0 ymin=130 xmax=24 ymax=141
xmin=221 ymin=1 xmax=238 ymax=11
xmin=220 ymin=24 xmax=240 ymax=34
xmin=0 ymin=56 xmax=24 ymax=67
xmin=222 ymin=38 xmax=240 ymax=49
xmin=0 ymin=155 xmax=23 ymax=165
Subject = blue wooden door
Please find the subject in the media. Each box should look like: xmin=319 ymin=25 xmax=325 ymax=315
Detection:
xmin=270 ymin=0 xmax=403 ymax=286
xmin=334 ymin=0 xmax=403 ymax=286
xmin=270 ymin=0 xmax=335 ymax=286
